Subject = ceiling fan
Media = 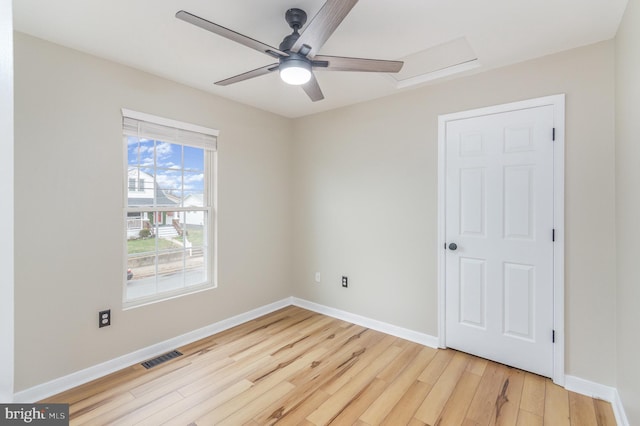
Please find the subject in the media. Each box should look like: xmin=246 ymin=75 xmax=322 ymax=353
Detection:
xmin=175 ymin=0 xmax=404 ymax=102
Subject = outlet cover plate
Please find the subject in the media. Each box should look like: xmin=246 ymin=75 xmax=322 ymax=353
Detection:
xmin=99 ymin=309 xmax=111 ymax=328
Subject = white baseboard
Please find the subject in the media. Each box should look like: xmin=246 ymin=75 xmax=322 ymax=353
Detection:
xmin=291 ymin=297 xmax=439 ymax=349
xmin=565 ymin=375 xmax=629 ymax=426
xmin=13 ymin=298 xmax=293 ymax=403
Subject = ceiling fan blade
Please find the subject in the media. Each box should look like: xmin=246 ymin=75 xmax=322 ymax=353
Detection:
xmin=302 ymin=73 xmax=325 ymax=102
xmin=176 ymin=10 xmax=287 ymax=59
xmin=215 ymin=63 xmax=279 ymax=86
xmin=292 ymin=0 xmax=359 ymax=57
xmin=314 ymin=55 xmax=404 ymax=73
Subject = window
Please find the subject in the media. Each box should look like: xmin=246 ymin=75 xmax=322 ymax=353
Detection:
xmin=122 ymin=109 xmax=218 ymax=307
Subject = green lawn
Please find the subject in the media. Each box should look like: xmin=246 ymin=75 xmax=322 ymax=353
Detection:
xmin=128 ymin=226 xmax=205 ymax=255
xmin=127 ymin=237 xmax=177 ymax=254
xmin=182 ymin=226 xmax=204 ymax=246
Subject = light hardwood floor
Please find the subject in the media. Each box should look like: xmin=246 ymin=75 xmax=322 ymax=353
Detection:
xmin=42 ymin=306 xmax=616 ymax=425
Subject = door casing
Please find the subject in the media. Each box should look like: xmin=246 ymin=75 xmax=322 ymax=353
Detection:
xmin=437 ymin=94 xmax=565 ymax=385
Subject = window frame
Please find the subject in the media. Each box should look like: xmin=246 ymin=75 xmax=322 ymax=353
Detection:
xmin=121 ymin=109 xmax=218 ymax=309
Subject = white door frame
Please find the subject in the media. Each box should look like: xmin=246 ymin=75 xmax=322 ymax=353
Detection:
xmin=437 ymin=94 xmax=565 ymax=386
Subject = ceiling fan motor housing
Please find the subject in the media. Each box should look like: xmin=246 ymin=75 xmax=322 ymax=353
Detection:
xmin=280 ymin=8 xmax=307 ymax=51
xmin=285 ymin=8 xmax=307 ymax=30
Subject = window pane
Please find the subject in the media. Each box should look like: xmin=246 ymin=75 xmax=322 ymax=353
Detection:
xmin=156 ymin=249 xmax=185 ymax=294
xmin=155 ymin=169 xmax=182 ymax=206
xmin=126 ymin=252 xmax=157 ymax=300
xmin=184 ymin=145 xmax=204 ymax=172
xmin=156 ymin=141 xmax=181 ymax=170
xmin=127 ymin=137 xmax=139 ymax=166
xmin=138 ymin=140 xmax=155 ymax=167
xmin=184 ymin=217 xmax=206 ymax=286
xmin=127 ymin=167 xmax=155 ymax=207
xmin=184 ymin=171 xmax=205 ymax=202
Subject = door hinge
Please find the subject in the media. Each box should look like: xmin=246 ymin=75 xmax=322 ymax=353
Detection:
xmin=552 ymin=128 xmax=556 ymax=141
xmin=552 ymin=330 xmax=556 ymax=343
xmin=552 ymin=229 xmax=555 ymax=242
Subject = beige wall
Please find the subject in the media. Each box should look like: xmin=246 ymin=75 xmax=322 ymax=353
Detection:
xmin=616 ymin=0 xmax=640 ymax=422
xmin=292 ymin=41 xmax=617 ymax=386
xmin=13 ymin=33 xmax=293 ymax=391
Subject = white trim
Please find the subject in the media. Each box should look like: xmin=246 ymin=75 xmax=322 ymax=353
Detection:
xmin=437 ymin=94 xmax=566 ymax=385
xmin=552 ymin=95 xmax=566 ymax=386
xmin=565 ymin=375 xmax=629 ymax=426
xmin=121 ymin=108 xmax=219 ymax=137
xmin=612 ymin=390 xmax=630 ymax=426
xmin=0 ymin=0 xmax=14 ymax=403
xmin=291 ymin=298 xmax=439 ymax=349
xmin=437 ymin=115 xmax=447 ymax=349
xmin=13 ymin=298 xmax=292 ymax=402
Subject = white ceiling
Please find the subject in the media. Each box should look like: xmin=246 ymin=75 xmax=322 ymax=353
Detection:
xmin=13 ymin=0 xmax=628 ymax=118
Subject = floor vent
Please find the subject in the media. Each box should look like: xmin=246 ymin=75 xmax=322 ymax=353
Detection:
xmin=141 ymin=350 xmax=183 ymax=369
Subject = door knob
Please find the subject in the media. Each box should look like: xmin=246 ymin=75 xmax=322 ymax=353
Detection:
xmin=448 ymin=243 xmax=458 ymax=251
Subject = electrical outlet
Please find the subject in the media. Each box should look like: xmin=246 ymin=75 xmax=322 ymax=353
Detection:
xmin=315 ymin=272 xmax=321 ymax=283
xmin=99 ymin=309 xmax=111 ymax=328
xmin=342 ymin=276 xmax=348 ymax=288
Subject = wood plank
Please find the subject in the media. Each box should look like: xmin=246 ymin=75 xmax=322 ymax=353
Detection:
xmin=195 ymin=347 xmax=326 ymax=424
xmin=379 ymin=380 xmax=433 ymax=426
xmin=492 ymin=367 xmax=526 ymax=426
xmin=519 ymin=373 xmax=546 ymax=416
xmin=417 ymin=348 xmax=455 ymax=385
xmin=467 ymin=355 xmax=489 ymax=377
xmin=543 ymin=380 xmax=570 ymax=426
xmin=107 ymin=392 xmax=184 ymax=425
xmin=593 ymin=398 xmax=616 ymax=426
xmin=269 ymin=389 xmax=331 ymax=426
xmin=306 ymin=343 xmax=403 ymax=424
xmin=516 ymin=409 xmax=543 ymax=426
xmin=70 ymin=392 xmax=136 ymax=424
xmin=414 ymin=351 xmax=470 ymax=424
xmin=216 ymin=381 xmax=295 ymax=426
xmin=319 ymin=334 xmax=398 ymax=395
xmin=252 ymin=328 xmax=390 ymax=425
xmin=464 ymin=361 xmax=508 ymax=425
xmin=359 ymin=346 xmax=436 ymax=424
xmin=434 ymin=370 xmax=480 ymax=425
xmin=569 ymin=391 xmax=598 ymax=426
xmin=328 ymin=378 xmax=388 ymax=425
xmin=141 ymin=379 xmax=253 ymax=425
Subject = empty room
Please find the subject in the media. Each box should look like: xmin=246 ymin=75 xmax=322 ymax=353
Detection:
xmin=1 ymin=0 xmax=639 ymax=424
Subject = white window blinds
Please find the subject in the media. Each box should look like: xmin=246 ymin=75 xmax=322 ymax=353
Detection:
xmin=122 ymin=108 xmax=218 ymax=151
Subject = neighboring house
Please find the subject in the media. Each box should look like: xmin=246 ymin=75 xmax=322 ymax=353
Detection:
xmin=183 ymin=193 xmax=204 ymax=226
xmin=126 ymin=168 xmax=180 ymax=238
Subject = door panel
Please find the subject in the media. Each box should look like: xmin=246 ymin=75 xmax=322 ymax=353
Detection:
xmin=503 ymin=262 xmax=535 ymax=340
xmin=460 ymin=168 xmax=486 ymax=236
xmin=445 ymin=105 xmax=555 ymax=378
xmin=459 ymin=257 xmax=486 ymax=328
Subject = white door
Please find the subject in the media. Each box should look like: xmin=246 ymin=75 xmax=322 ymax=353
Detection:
xmin=444 ymin=105 xmax=555 ymax=377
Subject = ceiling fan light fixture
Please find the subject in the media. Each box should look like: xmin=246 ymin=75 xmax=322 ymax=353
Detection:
xmin=280 ymin=58 xmax=312 ymax=85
